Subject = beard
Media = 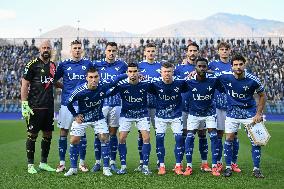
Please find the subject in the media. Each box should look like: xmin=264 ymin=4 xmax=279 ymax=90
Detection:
xmin=41 ymin=51 xmax=51 ymax=60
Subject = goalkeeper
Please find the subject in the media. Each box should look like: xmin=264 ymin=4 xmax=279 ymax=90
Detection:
xmin=21 ymin=40 xmax=56 ymax=174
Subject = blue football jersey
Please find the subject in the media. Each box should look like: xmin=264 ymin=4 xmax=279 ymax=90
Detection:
xmin=110 ymin=79 xmax=151 ymax=119
xmin=174 ymin=62 xmax=196 ymax=112
xmin=149 ymin=77 xmax=189 ymax=119
xmin=208 ymin=60 xmax=232 ymax=110
xmin=93 ymin=59 xmax=128 ymax=107
xmin=139 ymin=60 xmax=162 ymax=108
xmin=186 ymin=74 xmax=223 ymax=116
xmin=67 ymin=74 xmax=127 ymax=122
xmin=54 ymin=58 xmax=93 ymax=106
xmin=217 ymin=71 xmax=264 ymax=119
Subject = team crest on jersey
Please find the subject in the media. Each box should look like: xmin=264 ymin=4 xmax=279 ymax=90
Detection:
xmin=101 ymin=67 xmax=105 ymax=71
xmin=67 ymin=67 xmax=72 ymax=70
xmin=84 ymin=97 xmax=89 ymax=101
xmin=124 ymin=90 xmax=129 ymax=94
xmin=207 ymin=86 xmax=212 ymax=91
xmin=141 ymin=69 xmax=146 ymax=73
xmin=115 ymin=67 xmax=120 ymax=71
xmin=173 ymin=87 xmax=179 ymax=93
xmin=215 ymin=68 xmax=220 ymax=71
xmin=82 ymin=66 xmax=86 ymax=70
xmin=156 ymin=69 xmax=161 ymax=73
xmin=227 ymin=83 xmax=232 ymax=87
xmin=159 ymin=89 xmax=163 ymax=93
xmin=41 ymin=69 xmax=45 ymax=73
xmin=100 ymin=92 xmax=104 ymax=96
xmin=243 ymin=86 xmax=249 ymax=91
xmin=140 ymin=89 xmax=145 ymax=93
xmin=192 ymin=88 xmax=197 ymax=92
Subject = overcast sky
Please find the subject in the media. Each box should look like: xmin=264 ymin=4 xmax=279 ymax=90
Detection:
xmin=1 ymin=0 xmax=283 ymax=38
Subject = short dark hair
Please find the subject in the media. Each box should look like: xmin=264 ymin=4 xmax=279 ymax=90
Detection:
xmin=161 ymin=62 xmax=174 ymax=68
xmin=128 ymin=62 xmax=138 ymax=68
xmin=71 ymin=39 xmax=81 ymax=45
xmin=106 ymin=42 xmax=117 ymax=48
xmin=231 ymin=54 xmax=246 ymax=64
xmin=187 ymin=42 xmax=199 ymax=51
xmin=195 ymin=57 xmax=208 ymax=65
xmin=217 ymin=41 xmax=230 ymax=50
xmin=87 ymin=67 xmax=98 ymax=74
xmin=145 ymin=43 xmax=156 ymax=48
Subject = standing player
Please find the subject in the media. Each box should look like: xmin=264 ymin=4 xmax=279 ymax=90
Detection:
xmin=64 ymin=67 xmax=127 ymax=177
xmin=108 ymin=63 xmax=152 ymax=175
xmin=54 ymin=40 xmax=93 ymax=173
xmin=21 ymin=40 xmax=56 ymax=174
xmin=175 ymin=42 xmax=211 ymax=172
xmin=208 ymin=42 xmax=240 ymax=172
xmin=216 ymin=54 xmax=266 ymax=178
xmin=136 ymin=43 xmax=162 ymax=170
xmin=92 ymin=42 xmax=128 ymax=172
xmin=151 ymin=62 xmax=189 ymax=175
xmin=183 ymin=58 xmax=222 ymax=176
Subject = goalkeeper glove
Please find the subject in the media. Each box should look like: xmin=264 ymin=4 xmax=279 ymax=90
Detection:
xmin=21 ymin=101 xmax=34 ymax=124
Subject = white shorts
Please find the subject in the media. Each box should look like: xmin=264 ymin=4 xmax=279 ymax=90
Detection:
xmin=155 ymin=117 xmax=183 ymax=134
xmin=182 ymin=112 xmax=206 ymax=130
xmin=216 ymin=108 xmax=226 ymax=131
xmin=225 ymin=117 xmax=253 ymax=133
xmin=70 ymin=119 xmax=109 ymax=136
xmin=57 ymin=105 xmax=78 ymax=129
xmin=187 ymin=114 xmax=216 ymax=130
xmin=119 ymin=117 xmax=150 ymax=132
xmin=102 ymin=106 xmax=121 ymax=128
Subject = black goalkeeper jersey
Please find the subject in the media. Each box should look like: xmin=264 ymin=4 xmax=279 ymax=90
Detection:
xmin=23 ymin=57 xmax=56 ymax=109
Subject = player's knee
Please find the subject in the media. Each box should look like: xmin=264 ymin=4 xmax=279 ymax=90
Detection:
xmin=70 ymin=136 xmax=80 ymax=144
xmin=99 ymin=134 xmax=110 ymax=143
xmin=42 ymin=136 xmax=52 ymax=143
xmin=198 ymin=129 xmax=206 ymax=136
xmin=142 ymin=135 xmax=150 ymax=143
xmin=217 ymin=130 xmax=224 ymax=138
xmin=208 ymin=129 xmax=217 ymax=139
xmin=27 ymin=133 xmax=38 ymax=141
xmin=226 ymin=133 xmax=235 ymax=141
xmin=60 ymin=128 xmax=69 ymax=136
xmin=119 ymin=137 xmax=126 ymax=144
xmin=156 ymin=133 xmax=165 ymax=144
xmin=42 ymin=131 xmax=52 ymax=138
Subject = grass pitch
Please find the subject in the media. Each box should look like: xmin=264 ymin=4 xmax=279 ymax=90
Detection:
xmin=0 ymin=120 xmax=283 ymax=189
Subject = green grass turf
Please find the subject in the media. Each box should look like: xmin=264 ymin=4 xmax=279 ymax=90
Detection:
xmin=0 ymin=120 xmax=283 ymax=189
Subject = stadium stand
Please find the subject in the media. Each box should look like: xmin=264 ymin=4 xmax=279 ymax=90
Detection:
xmin=0 ymin=37 xmax=283 ymax=114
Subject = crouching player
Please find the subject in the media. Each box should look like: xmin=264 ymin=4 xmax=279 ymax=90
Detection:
xmin=64 ymin=67 xmax=127 ymax=176
xmin=108 ymin=63 xmax=152 ymax=175
xmin=184 ymin=58 xmax=223 ymax=176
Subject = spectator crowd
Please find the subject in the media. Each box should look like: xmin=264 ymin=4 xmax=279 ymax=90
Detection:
xmin=0 ymin=37 xmax=283 ymax=114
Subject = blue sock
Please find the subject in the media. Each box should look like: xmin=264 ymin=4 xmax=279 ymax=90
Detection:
xmin=199 ymin=134 xmax=208 ymax=161
xmin=69 ymin=144 xmax=79 ymax=168
xmin=101 ymin=141 xmax=110 ymax=167
xmin=94 ymin=135 xmax=101 ymax=161
xmin=118 ymin=143 xmax=127 ymax=166
xmin=137 ymin=136 xmax=143 ymax=162
xmin=110 ymin=135 xmax=118 ymax=162
xmin=232 ymin=138 xmax=239 ymax=164
xmin=156 ymin=133 xmax=165 ymax=164
xmin=251 ymin=144 xmax=261 ymax=168
xmin=224 ymin=139 xmax=233 ymax=167
xmin=209 ymin=130 xmax=218 ymax=165
xmin=142 ymin=143 xmax=151 ymax=166
xmin=79 ymin=134 xmax=87 ymax=161
xmin=185 ymin=132 xmax=195 ymax=164
xmin=174 ymin=133 xmax=183 ymax=164
xmin=181 ymin=133 xmax=186 ymax=160
xmin=216 ymin=137 xmax=223 ymax=162
xmin=58 ymin=136 xmax=67 ymax=161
